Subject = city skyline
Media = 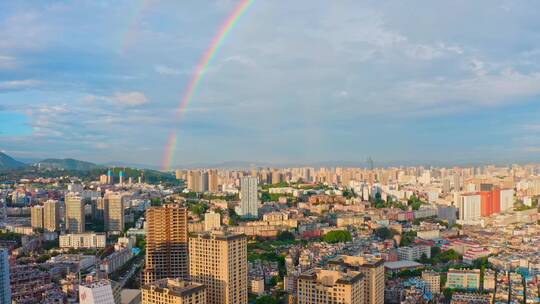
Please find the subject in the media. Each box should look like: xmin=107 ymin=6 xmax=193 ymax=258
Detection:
xmin=1 ymin=1 xmax=540 ymax=166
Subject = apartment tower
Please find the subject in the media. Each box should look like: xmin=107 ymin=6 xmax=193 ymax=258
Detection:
xmin=144 ymin=204 xmax=189 ymax=284
xmin=239 ymin=176 xmax=258 ymax=218
xmin=43 ymin=200 xmax=60 ymax=232
xmin=65 ymin=194 xmax=85 ymax=233
xmin=30 ymin=205 xmax=44 ymax=230
xmin=189 ymin=231 xmax=248 ymax=304
xmin=104 ymin=193 xmax=124 ymax=234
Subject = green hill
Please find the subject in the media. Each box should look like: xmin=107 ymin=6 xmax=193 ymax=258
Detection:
xmin=36 ymin=158 xmax=101 ymax=171
xmin=0 ymin=152 xmax=25 ymax=170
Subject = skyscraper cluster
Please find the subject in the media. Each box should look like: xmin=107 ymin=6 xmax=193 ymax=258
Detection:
xmin=143 ymin=203 xmax=248 ymax=304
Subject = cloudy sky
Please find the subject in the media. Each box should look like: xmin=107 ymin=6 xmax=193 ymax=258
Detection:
xmin=1 ymin=0 xmax=540 ymax=167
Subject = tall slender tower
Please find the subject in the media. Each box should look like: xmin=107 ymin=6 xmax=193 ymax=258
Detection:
xmin=239 ymin=176 xmax=258 ymax=218
xmin=65 ymin=194 xmax=85 ymax=233
xmin=0 ymin=248 xmax=11 ymax=303
xmin=104 ymin=193 xmax=124 ymax=235
xmin=189 ymin=231 xmax=248 ymax=304
xmin=144 ymin=204 xmax=189 ymax=284
xmin=31 ymin=205 xmax=44 ymax=230
xmin=43 ymin=200 xmax=60 ymax=232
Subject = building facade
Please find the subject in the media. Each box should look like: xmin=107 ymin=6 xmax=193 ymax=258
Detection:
xmin=144 ymin=204 xmax=189 ymax=284
xmin=59 ymin=233 xmax=107 ymax=249
xmin=204 ymin=211 xmax=221 ymax=231
xmin=239 ymin=176 xmax=258 ymax=218
xmin=141 ymin=278 xmax=206 ymax=304
xmin=65 ymin=194 xmax=85 ymax=233
xmin=104 ymin=193 xmax=125 ymax=234
xmin=297 ymin=268 xmax=364 ymax=304
xmin=327 ymin=255 xmax=384 ymax=304
xmin=44 ymin=200 xmax=60 ymax=232
xmin=0 ymin=248 xmax=11 ymax=304
xmin=189 ymin=231 xmax=248 ymax=304
xmin=446 ymin=269 xmax=481 ymax=290
xmin=458 ymin=193 xmax=481 ymax=225
xmin=31 ymin=205 xmax=44 ymax=230
xmin=422 ymin=271 xmax=441 ymax=294
xmin=79 ymin=279 xmax=120 ymax=304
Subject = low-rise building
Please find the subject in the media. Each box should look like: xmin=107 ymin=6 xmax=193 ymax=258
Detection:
xmin=397 ymin=245 xmax=431 ymax=261
xmin=297 ymin=268 xmax=364 ymax=304
xmin=421 ymin=271 xmax=440 ymax=294
xmin=141 ymin=278 xmax=206 ymax=304
xmin=59 ymin=233 xmax=106 ymax=249
xmin=446 ymin=269 xmax=481 ymax=290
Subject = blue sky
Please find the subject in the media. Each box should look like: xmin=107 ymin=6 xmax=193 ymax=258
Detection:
xmin=1 ymin=0 xmax=540 ymax=166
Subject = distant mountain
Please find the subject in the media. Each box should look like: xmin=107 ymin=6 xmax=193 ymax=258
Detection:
xmin=35 ymin=158 xmax=101 ymax=171
xmin=0 ymin=152 xmax=26 ymax=169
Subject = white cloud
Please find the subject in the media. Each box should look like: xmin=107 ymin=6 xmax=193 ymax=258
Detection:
xmin=113 ymin=91 xmax=149 ymax=106
xmin=154 ymin=65 xmax=185 ymax=76
xmin=0 ymin=55 xmax=17 ymax=69
xmin=0 ymin=12 xmax=53 ymax=50
xmin=0 ymin=79 xmax=41 ymax=90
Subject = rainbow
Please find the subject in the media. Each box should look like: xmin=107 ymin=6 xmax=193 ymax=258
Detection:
xmin=161 ymin=0 xmax=255 ymax=171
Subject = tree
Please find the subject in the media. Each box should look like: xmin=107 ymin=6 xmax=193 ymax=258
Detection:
xmin=323 ymin=230 xmax=352 ymax=243
xmin=374 ymin=227 xmax=395 ymax=240
xmin=277 ymin=231 xmax=295 ymax=241
xmin=255 ymin=295 xmax=280 ymax=304
xmin=400 ymin=231 xmax=417 ymax=246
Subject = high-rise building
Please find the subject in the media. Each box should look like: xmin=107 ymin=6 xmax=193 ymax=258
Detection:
xmin=327 ymin=255 xmax=384 ymax=304
xmin=297 ymin=268 xmax=365 ymax=304
xmin=107 ymin=169 xmax=113 ymax=184
xmin=0 ymin=248 xmax=11 ymax=304
xmin=31 ymin=205 xmax=44 ymax=230
xmin=422 ymin=271 xmax=441 ymax=294
xmin=141 ymin=278 xmax=206 ymax=304
xmin=204 ymin=211 xmax=221 ymax=231
xmin=458 ymin=193 xmax=481 ymax=225
xmin=208 ymin=169 xmax=219 ymax=193
xmin=187 ymin=170 xmax=203 ymax=192
xmin=43 ymin=200 xmax=60 ymax=232
xmin=480 ymin=188 xmax=501 ymax=217
xmin=144 ymin=204 xmax=189 ymax=284
xmin=65 ymin=194 xmax=85 ymax=233
xmin=500 ymin=188 xmax=514 ymax=211
xmin=104 ymin=193 xmax=124 ymax=234
xmin=239 ymin=176 xmax=258 ymax=218
xmin=119 ymin=171 xmax=125 ymax=185
xmin=189 ymin=231 xmax=248 ymax=304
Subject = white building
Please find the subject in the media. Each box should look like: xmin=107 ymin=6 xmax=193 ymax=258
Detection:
xmin=500 ymin=189 xmax=514 ymax=211
xmin=59 ymin=233 xmax=106 ymax=249
xmin=238 ymin=176 xmax=259 ymax=218
xmin=204 ymin=211 xmax=221 ymax=231
xmin=397 ymin=245 xmax=431 ymax=261
xmin=79 ymin=280 xmax=118 ymax=304
xmin=458 ymin=193 xmax=481 ymax=225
